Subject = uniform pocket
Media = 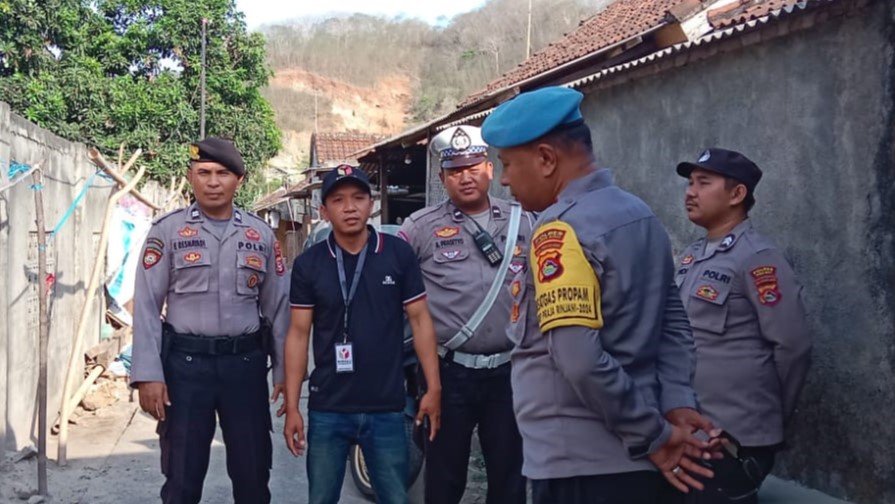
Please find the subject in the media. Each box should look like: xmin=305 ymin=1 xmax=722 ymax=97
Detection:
xmin=688 ymin=281 xmax=731 ymax=334
xmin=237 ymin=250 xmax=268 ymax=296
xmin=432 ymin=246 xmax=470 ymax=264
xmin=173 ymin=251 xmax=212 ymax=293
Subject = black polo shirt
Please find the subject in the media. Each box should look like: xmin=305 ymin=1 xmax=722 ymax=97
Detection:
xmin=290 ymin=226 xmax=426 ymax=413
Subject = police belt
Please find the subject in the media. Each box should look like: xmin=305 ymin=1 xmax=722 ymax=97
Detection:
xmin=437 ymin=345 xmax=511 ymax=369
xmin=167 ymin=327 xmax=263 ymax=356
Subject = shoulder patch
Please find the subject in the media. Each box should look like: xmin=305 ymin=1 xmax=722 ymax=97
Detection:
xmin=530 ymin=221 xmax=603 ymax=332
xmin=751 ymin=265 xmax=781 ymax=306
xmin=151 ymin=207 xmax=186 ymax=225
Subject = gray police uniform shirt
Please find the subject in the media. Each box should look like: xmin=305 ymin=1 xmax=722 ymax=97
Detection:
xmin=130 ymin=203 xmax=291 ymax=385
xmin=398 ymin=198 xmax=533 ymax=355
xmin=675 ymin=219 xmax=812 ymax=447
xmin=507 ymin=169 xmax=698 ymax=479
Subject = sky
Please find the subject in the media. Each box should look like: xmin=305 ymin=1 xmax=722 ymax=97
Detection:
xmin=236 ymin=0 xmax=488 ymax=29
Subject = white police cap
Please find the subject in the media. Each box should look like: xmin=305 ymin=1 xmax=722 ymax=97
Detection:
xmin=429 ymin=125 xmax=489 ymax=169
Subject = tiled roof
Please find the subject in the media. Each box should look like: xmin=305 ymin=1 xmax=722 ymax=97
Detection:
xmin=313 ymin=132 xmax=386 ymax=166
xmin=707 ymin=0 xmax=799 ymax=28
xmin=568 ymin=0 xmax=823 ymax=87
xmin=459 ymin=0 xmax=686 ymax=107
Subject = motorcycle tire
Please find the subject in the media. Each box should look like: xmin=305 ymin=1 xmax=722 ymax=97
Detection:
xmin=349 ymin=416 xmax=425 ymax=500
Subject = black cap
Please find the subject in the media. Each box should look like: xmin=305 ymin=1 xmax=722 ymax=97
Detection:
xmin=321 ymin=164 xmax=372 ymax=202
xmin=676 ymin=148 xmax=763 ymax=194
xmin=189 ymin=137 xmax=246 ymax=176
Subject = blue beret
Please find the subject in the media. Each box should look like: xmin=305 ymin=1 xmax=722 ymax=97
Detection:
xmin=481 ymin=87 xmax=585 ymax=149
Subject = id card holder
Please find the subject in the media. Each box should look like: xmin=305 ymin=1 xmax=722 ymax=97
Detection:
xmin=473 ymin=230 xmax=503 ymax=266
xmin=335 ymin=343 xmax=355 ymax=373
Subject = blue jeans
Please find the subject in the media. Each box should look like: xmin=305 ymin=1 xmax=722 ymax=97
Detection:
xmin=307 ymin=410 xmax=408 ymax=504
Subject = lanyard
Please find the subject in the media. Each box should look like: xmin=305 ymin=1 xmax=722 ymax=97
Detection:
xmin=336 ymin=243 xmax=368 ymax=343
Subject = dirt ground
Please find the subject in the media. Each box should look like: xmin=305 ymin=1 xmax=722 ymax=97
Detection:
xmin=0 ymin=379 xmax=849 ymax=504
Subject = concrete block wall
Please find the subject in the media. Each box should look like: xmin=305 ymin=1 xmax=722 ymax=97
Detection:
xmin=577 ymin=3 xmax=894 ymax=502
xmin=0 ymin=103 xmax=113 ymax=451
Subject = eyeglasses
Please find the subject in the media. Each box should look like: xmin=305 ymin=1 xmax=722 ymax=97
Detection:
xmin=717 ymin=431 xmax=765 ymax=501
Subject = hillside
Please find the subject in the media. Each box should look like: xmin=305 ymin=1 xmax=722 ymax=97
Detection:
xmin=259 ymin=0 xmax=613 ymax=170
xmin=262 ymin=70 xmax=413 ymax=169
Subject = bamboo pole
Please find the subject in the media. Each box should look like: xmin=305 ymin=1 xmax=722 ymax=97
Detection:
xmin=57 ymin=163 xmax=147 ymax=465
xmin=31 ymin=167 xmax=49 ymax=495
xmin=50 ymin=365 xmax=105 ymax=435
xmin=87 ymin=148 xmax=160 ymax=212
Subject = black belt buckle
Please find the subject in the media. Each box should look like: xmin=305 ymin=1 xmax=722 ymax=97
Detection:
xmin=212 ymin=337 xmax=235 ymax=355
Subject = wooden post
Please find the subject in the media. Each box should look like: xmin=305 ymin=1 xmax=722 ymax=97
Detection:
xmin=57 ymin=161 xmax=147 ymax=465
xmin=31 ymin=167 xmax=48 ymax=495
xmin=379 ymin=154 xmax=388 ymax=224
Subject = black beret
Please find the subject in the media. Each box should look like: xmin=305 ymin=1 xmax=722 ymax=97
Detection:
xmin=188 ymin=137 xmax=246 ymax=176
xmin=676 ymin=148 xmax=763 ymax=195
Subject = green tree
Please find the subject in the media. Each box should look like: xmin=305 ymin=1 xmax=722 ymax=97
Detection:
xmin=0 ymin=0 xmax=280 ymax=207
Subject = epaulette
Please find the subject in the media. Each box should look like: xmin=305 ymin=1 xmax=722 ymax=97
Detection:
xmin=407 ymin=202 xmax=446 ymax=223
xmin=151 ymin=207 xmax=186 ymax=225
xmin=242 ymin=209 xmax=268 ymax=225
xmin=739 ymin=228 xmax=775 ymax=255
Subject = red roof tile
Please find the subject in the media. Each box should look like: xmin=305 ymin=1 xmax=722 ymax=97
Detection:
xmin=459 ymin=0 xmax=685 ymax=107
xmin=707 ymin=0 xmax=800 ymax=28
xmin=313 ymin=132 xmax=386 ymax=166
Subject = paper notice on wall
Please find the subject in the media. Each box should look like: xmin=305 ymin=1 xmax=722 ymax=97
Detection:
xmin=105 ymin=195 xmax=153 ymax=325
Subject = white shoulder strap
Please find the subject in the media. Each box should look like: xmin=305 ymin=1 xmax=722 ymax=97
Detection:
xmin=443 ymin=202 xmax=523 ymax=350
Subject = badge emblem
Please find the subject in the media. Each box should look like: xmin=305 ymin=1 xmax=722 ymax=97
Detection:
xmin=178 ymin=226 xmax=198 ymax=238
xmin=274 ymin=241 xmax=286 ymax=276
xmin=513 ymin=244 xmax=523 ymax=257
xmin=681 ymin=255 xmax=694 ymax=266
xmin=339 ymin=346 xmax=351 ymax=359
xmin=247 ymin=273 xmax=259 ymax=289
xmin=696 ymin=285 xmax=719 ymax=301
xmin=751 ymin=266 xmax=781 ymax=306
xmin=245 ymin=228 xmax=261 ymax=241
xmin=189 ymin=144 xmax=200 ymax=160
xmin=245 ymin=255 xmax=263 ymax=269
xmin=337 ymin=165 xmax=353 ymax=176
xmin=184 ymin=252 xmax=202 ymax=263
xmin=434 ymin=226 xmax=460 ymax=238
xmin=510 ymin=303 xmax=520 ymax=323
xmin=698 ymin=150 xmax=711 ymax=163
xmin=442 ymin=250 xmax=461 ymax=260
xmin=143 ymin=248 xmax=162 ymax=269
xmin=720 ymin=234 xmax=735 ymax=249
xmin=511 ymin=281 xmax=521 ymax=298
xmin=537 ymin=250 xmax=564 ymax=282
xmin=450 ymin=128 xmax=471 ymax=151
xmin=509 ymin=261 xmax=524 ymax=274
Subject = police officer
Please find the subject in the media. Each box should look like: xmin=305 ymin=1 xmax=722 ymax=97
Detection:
xmin=672 ymin=148 xmax=812 ymax=503
xmin=482 ymin=87 xmax=715 ymax=503
xmin=398 ymin=126 xmax=530 ymax=504
xmin=131 ymin=138 xmax=290 ymax=504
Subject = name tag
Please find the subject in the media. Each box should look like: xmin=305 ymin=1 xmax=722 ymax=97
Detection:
xmin=335 ymin=343 xmax=354 ymax=373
